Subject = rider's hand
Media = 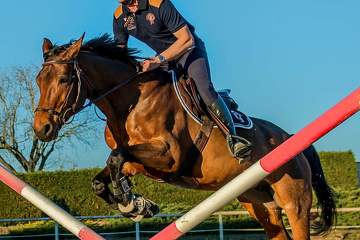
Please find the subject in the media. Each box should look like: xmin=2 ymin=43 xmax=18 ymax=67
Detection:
xmin=142 ymin=57 xmax=161 ymax=72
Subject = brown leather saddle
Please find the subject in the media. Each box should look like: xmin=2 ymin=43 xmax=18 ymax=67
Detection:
xmin=170 ymin=70 xmax=253 ymax=153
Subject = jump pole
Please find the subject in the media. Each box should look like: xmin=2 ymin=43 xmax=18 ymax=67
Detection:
xmin=151 ymin=87 xmax=360 ymax=240
xmin=0 ymin=165 xmax=105 ymax=240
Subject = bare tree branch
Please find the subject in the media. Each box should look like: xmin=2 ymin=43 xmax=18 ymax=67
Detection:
xmin=0 ymin=155 xmax=16 ymax=173
xmin=0 ymin=141 xmax=29 ymax=171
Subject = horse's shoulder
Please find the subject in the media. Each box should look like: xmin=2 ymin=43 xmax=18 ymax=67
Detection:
xmin=114 ymin=5 xmax=123 ymax=19
xmin=149 ymin=0 xmax=163 ymax=8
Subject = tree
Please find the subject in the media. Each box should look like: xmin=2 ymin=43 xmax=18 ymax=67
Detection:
xmin=0 ymin=66 xmax=97 ymax=172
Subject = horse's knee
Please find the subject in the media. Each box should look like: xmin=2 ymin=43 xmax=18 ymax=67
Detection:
xmin=107 ymin=148 xmax=125 ymax=168
xmin=92 ymin=178 xmax=106 ymax=196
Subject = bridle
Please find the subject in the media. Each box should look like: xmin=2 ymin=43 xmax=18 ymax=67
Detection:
xmin=35 ymin=59 xmax=85 ymax=125
xmin=35 ymin=57 xmax=140 ymax=125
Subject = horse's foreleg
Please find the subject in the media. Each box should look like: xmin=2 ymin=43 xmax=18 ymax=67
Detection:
xmin=91 ymin=165 xmax=118 ymax=209
xmin=106 ymin=148 xmax=160 ymax=220
xmin=91 ymin=155 xmax=134 ymax=212
xmin=106 ymin=149 xmax=133 ymax=205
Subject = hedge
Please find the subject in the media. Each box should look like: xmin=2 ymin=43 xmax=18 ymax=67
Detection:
xmin=0 ymin=151 xmax=358 ymax=219
xmin=319 ymin=151 xmax=358 ymax=188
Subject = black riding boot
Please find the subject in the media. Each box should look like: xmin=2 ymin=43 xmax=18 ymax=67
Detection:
xmin=209 ymin=97 xmax=252 ymax=161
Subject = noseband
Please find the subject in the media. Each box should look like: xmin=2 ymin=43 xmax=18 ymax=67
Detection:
xmin=35 ymin=59 xmax=84 ymax=125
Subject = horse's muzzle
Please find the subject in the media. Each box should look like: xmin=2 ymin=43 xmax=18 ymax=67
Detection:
xmin=33 ymin=117 xmax=60 ymax=142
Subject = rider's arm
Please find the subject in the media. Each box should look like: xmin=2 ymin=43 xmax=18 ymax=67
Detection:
xmin=157 ymin=25 xmax=194 ymax=62
xmin=113 ymin=16 xmax=129 ymax=48
xmin=156 ymin=0 xmax=195 ymax=62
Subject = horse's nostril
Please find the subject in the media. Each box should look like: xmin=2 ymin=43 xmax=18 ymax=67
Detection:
xmin=43 ymin=123 xmax=53 ymax=137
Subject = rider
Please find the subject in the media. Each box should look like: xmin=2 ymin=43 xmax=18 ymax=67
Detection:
xmin=113 ymin=0 xmax=251 ymax=159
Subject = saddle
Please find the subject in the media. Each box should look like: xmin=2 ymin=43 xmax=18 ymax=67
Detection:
xmin=170 ymin=68 xmax=253 ymax=153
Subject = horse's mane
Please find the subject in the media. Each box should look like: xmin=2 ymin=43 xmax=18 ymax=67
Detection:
xmin=82 ymin=34 xmax=139 ymax=63
xmin=46 ymin=34 xmax=139 ymax=64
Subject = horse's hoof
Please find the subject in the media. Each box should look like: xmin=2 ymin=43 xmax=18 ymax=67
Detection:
xmin=118 ymin=200 xmax=135 ymax=213
xmin=133 ymin=195 xmax=160 ymax=218
xmin=118 ymin=195 xmax=159 ymax=220
xmin=143 ymin=199 xmax=160 ymax=218
xmin=130 ymin=214 xmax=144 ymax=222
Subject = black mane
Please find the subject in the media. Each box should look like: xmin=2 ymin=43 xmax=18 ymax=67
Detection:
xmin=82 ymin=34 xmax=139 ymax=63
xmin=46 ymin=34 xmax=139 ymax=64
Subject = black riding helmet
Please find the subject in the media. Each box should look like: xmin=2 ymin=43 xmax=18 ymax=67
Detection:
xmin=120 ymin=0 xmax=135 ymax=5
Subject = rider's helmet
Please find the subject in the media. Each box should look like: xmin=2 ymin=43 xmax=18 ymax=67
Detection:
xmin=120 ymin=0 xmax=134 ymax=5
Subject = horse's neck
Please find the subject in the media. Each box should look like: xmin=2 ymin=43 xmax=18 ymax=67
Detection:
xmin=79 ymin=53 xmax=140 ymax=118
xmin=79 ymin=53 xmax=136 ymax=93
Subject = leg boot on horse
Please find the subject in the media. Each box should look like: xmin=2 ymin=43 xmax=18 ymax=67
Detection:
xmin=93 ymin=149 xmax=159 ymax=221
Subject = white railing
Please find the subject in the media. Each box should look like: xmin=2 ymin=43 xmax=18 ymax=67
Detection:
xmin=0 ymin=208 xmax=359 ymax=240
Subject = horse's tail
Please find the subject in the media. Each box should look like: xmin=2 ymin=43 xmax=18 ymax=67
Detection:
xmin=303 ymin=145 xmax=336 ymax=234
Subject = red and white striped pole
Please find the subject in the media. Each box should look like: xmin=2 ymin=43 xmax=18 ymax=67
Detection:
xmin=0 ymin=166 xmax=105 ymax=240
xmin=151 ymin=87 xmax=360 ymax=240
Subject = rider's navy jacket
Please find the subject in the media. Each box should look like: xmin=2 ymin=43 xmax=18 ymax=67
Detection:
xmin=113 ymin=0 xmax=205 ymax=54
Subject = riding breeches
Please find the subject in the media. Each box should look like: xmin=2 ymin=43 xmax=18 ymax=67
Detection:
xmin=175 ymin=48 xmax=218 ymax=106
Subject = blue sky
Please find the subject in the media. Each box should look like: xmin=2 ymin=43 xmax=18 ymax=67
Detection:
xmin=0 ymin=0 xmax=359 ymax=168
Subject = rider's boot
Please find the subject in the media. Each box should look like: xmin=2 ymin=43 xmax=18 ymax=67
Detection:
xmin=208 ymin=96 xmax=252 ymax=161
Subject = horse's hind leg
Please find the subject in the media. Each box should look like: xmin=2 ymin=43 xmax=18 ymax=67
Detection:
xmin=270 ymin=158 xmax=312 ymax=240
xmin=239 ymin=193 xmax=291 ymax=240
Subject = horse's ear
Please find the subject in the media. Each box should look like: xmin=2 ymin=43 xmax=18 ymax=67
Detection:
xmin=42 ymin=38 xmax=53 ymax=54
xmin=64 ymin=33 xmax=85 ymax=60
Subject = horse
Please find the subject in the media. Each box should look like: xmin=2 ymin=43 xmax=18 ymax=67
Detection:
xmin=33 ymin=34 xmax=336 ymax=240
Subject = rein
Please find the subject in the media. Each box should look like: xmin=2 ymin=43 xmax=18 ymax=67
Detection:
xmin=35 ymin=58 xmax=140 ymax=124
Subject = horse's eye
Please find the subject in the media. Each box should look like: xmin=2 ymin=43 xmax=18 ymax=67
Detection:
xmin=59 ymin=76 xmax=69 ymax=84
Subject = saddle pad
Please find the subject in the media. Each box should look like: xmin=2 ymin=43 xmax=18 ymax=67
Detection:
xmin=232 ymin=110 xmax=253 ymax=130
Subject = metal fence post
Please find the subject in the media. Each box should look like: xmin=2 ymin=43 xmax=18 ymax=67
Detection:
xmin=218 ymin=214 xmax=224 ymax=240
xmin=54 ymin=222 xmax=59 ymax=240
xmin=135 ymin=222 xmax=140 ymax=240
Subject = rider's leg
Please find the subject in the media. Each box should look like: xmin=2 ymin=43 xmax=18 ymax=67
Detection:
xmin=177 ymin=48 xmax=252 ymax=160
xmin=208 ymin=96 xmax=252 ymax=159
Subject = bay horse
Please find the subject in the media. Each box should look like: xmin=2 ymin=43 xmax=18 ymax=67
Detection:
xmin=33 ymin=34 xmax=335 ymax=240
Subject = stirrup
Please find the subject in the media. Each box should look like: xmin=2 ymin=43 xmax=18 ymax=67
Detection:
xmin=226 ymin=135 xmax=252 ymax=163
